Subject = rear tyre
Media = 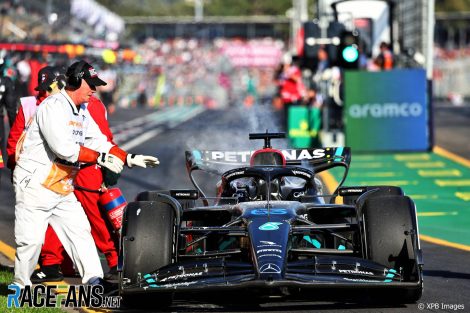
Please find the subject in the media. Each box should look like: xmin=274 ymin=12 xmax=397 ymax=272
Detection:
xmin=361 ymin=195 xmax=423 ymax=303
xmin=120 ymin=200 xmax=175 ymax=308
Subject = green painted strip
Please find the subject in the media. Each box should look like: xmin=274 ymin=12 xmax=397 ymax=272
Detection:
xmin=435 ymin=179 xmax=470 ymax=187
xmin=455 ymin=192 xmax=470 ymax=201
xmin=335 ymin=152 xmax=470 ymax=246
xmin=405 ymin=161 xmax=446 ymax=168
xmin=394 ymin=154 xmax=430 ymax=161
xmin=352 ymin=162 xmax=391 ymax=168
xmin=349 ymin=172 xmax=400 ymax=178
xmin=418 ymin=169 xmax=462 ymax=177
xmin=408 ymin=194 xmax=439 ymax=200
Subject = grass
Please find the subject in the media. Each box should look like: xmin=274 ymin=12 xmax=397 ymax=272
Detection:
xmin=0 ymin=265 xmax=66 ymax=312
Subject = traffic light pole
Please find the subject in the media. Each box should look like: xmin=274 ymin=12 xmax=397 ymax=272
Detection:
xmin=290 ymin=0 xmax=308 ymax=54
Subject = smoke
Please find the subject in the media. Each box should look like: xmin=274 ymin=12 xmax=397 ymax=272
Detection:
xmin=184 ymin=104 xmax=288 ymax=151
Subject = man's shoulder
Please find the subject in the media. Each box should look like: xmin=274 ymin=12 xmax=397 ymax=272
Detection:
xmin=37 ymin=93 xmax=66 ymax=112
xmin=44 ymin=93 xmax=66 ymax=104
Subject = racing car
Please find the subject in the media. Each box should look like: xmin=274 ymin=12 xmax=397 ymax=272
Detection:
xmin=118 ymin=132 xmax=423 ymax=307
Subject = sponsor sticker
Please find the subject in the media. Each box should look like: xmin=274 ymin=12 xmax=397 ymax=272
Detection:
xmin=338 ymin=269 xmax=374 ymax=276
xmin=201 ymin=149 xmax=327 ymax=163
xmin=251 ymin=209 xmax=287 ymax=215
xmin=258 ymin=222 xmax=282 ymax=231
xmin=259 ymin=263 xmax=281 ymax=274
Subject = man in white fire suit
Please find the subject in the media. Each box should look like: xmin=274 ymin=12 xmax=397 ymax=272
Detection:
xmin=13 ymin=60 xmax=159 ymax=287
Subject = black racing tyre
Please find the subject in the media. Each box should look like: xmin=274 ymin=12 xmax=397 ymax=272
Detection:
xmin=362 ymin=195 xmax=423 ymax=303
xmin=120 ymin=201 xmax=175 ymax=308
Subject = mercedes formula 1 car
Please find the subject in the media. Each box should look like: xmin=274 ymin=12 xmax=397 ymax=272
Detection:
xmin=118 ymin=132 xmax=423 ymax=307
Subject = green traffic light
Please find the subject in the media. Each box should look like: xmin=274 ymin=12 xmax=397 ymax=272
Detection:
xmin=342 ymin=45 xmax=359 ymax=62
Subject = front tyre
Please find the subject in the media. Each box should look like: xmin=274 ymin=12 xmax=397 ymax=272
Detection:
xmin=119 ymin=200 xmax=175 ymax=308
xmin=362 ymin=195 xmax=423 ymax=303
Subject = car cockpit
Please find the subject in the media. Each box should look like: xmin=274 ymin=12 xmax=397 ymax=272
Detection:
xmin=217 ymin=132 xmax=322 ymax=203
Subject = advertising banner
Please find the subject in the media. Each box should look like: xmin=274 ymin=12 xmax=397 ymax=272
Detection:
xmin=344 ymin=69 xmax=429 ymax=152
xmin=288 ymin=106 xmax=322 ymax=148
xmin=221 ymin=41 xmax=282 ymax=68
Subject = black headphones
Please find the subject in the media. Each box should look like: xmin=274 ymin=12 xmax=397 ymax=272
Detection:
xmin=66 ymin=60 xmax=87 ymax=89
xmin=57 ymin=76 xmax=66 ymax=90
xmin=48 ymin=67 xmax=67 ymax=91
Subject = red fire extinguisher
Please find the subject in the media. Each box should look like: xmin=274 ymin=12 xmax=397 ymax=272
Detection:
xmin=98 ymin=187 xmax=127 ymax=231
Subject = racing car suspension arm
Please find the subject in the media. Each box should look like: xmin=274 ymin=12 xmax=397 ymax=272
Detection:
xmin=189 ymin=170 xmax=210 ymax=206
xmin=179 ymin=218 xmax=244 ymax=251
xmin=180 ymin=227 xmax=247 ymax=234
xmin=294 ymin=217 xmax=354 ymax=244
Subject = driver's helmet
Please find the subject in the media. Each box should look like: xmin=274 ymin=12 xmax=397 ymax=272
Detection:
xmin=250 ymin=148 xmax=286 ymax=166
xmin=249 ymin=148 xmax=286 ymax=200
xmin=228 ymin=178 xmax=257 ymax=201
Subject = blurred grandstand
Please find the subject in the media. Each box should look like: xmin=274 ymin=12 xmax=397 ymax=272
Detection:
xmin=0 ymin=0 xmax=469 ymax=120
xmin=0 ymin=0 xmax=123 ymax=43
xmin=0 ymin=0 xmax=289 ymax=111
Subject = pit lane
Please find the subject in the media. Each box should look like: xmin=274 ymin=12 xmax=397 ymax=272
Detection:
xmin=0 ymin=103 xmax=469 ymax=312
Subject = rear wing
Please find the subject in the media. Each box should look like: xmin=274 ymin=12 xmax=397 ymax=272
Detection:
xmin=185 ymin=147 xmax=351 ymax=173
xmin=185 ymin=147 xmax=351 ymax=203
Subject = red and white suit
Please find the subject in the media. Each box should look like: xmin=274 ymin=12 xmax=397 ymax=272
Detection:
xmin=41 ymin=96 xmax=118 ymax=270
xmin=13 ymin=89 xmax=115 ymax=286
xmin=8 ymin=95 xmax=118 ymax=276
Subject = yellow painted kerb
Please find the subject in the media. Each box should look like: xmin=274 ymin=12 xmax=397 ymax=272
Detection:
xmin=0 ymin=239 xmax=16 ymax=261
xmin=420 ymin=234 xmax=470 ymax=252
xmin=434 ymin=146 xmax=470 ymax=168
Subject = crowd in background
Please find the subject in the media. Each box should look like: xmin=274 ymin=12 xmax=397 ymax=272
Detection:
xmin=0 ymin=37 xmax=288 ymax=163
xmin=101 ymin=38 xmax=282 ymax=110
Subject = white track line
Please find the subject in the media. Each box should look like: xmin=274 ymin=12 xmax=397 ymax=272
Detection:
xmin=119 ymin=106 xmax=206 ymax=150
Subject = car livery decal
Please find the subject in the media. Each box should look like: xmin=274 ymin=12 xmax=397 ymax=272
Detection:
xmin=189 ymin=148 xmax=341 ymax=164
xmin=258 ymin=222 xmax=283 ymax=231
xmin=259 ymin=263 xmax=281 ymax=274
xmin=251 ymin=209 xmax=287 ymax=215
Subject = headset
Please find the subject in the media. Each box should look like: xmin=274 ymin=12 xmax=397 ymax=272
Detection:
xmin=66 ymin=60 xmax=87 ymax=89
xmin=46 ymin=67 xmax=66 ymax=92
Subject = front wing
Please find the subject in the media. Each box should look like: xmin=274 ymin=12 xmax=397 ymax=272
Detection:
xmin=120 ymin=256 xmax=422 ymax=296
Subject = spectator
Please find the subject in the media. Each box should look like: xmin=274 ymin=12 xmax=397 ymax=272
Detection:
xmin=374 ymin=41 xmax=394 ymax=70
xmin=278 ymin=59 xmax=306 ymax=130
xmin=0 ymin=52 xmax=17 ymax=186
xmin=98 ymin=64 xmax=117 ymax=114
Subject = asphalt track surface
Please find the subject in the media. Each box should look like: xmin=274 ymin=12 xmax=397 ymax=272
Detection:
xmin=1 ymin=103 xmax=470 ymax=312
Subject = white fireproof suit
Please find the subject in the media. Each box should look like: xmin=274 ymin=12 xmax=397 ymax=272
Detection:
xmin=13 ymin=89 xmax=114 ymax=287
